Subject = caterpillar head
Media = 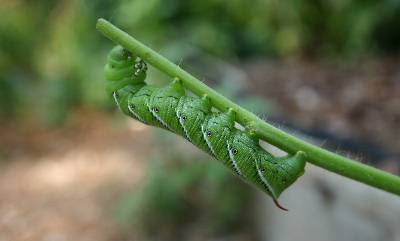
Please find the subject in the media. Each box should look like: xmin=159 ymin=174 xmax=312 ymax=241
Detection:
xmin=108 ymin=45 xmax=132 ymax=63
xmin=105 ymin=46 xmax=147 ymax=96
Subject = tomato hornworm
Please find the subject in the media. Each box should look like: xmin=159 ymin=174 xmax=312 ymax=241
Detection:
xmin=105 ymin=46 xmax=306 ymax=210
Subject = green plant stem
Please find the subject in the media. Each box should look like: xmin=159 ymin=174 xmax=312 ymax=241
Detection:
xmin=96 ymin=18 xmax=400 ymax=196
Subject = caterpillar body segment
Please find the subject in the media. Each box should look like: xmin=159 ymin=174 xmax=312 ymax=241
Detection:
xmin=259 ymin=151 xmax=307 ymax=199
xmin=176 ymin=95 xmax=213 ymax=153
xmin=201 ymin=111 xmax=236 ymax=166
xmin=147 ymin=79 xmax=186 ymax=134
xmin=105 ymin=45 xmax=306 ymax=210
xmin=127 ymin=85 xmax=164 ymax=127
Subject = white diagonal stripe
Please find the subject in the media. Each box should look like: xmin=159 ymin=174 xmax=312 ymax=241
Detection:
xmin=201 ymin=124 xmax=216 ymax=157
xmin=113 ymin=91 xmax=120 ymax=109
xmin=146 ymin=102 xmax=172 ymax=131
xmin=128 ymin=103 xmax=146 ymax=124
xmin=255 ymin=159 xmax=277 ymax=198
xmin=227 ymin=142 xmax=243 ymax=176
xmin=177 ymin=112 xmax=192 ymax=142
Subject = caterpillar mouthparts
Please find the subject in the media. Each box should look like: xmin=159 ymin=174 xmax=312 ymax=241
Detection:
xmin=105 ymin=45 xmax=306 ymax=210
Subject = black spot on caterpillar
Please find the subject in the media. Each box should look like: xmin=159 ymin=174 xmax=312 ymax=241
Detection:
xmin=105 ymin=46 xmax=306 ymax=210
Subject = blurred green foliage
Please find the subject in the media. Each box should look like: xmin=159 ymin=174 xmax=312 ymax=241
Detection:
xmin=116 ymin=156 xmax=253 ymax=240
xmin=1 ymin=0 xmax=399 ymax=124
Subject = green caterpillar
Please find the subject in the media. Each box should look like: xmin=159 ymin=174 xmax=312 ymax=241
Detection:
xmin=105 ymin=46 xmax=306 ymax=210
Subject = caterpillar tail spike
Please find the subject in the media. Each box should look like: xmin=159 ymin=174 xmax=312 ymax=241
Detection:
xmin=259 ymin=150 xmax=307 ymax=211
xmin=273 ymin=198 xmax=288 ymax=211
xmin=104 ymin=45 xmax=307 ymax=210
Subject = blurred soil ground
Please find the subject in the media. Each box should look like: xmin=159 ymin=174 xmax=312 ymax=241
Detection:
xmin=0 ymin=110 xmax=152 ymax=241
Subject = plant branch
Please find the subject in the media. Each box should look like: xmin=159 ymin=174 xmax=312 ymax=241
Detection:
xmin=96 ymin=18 xmax=400 ymax=196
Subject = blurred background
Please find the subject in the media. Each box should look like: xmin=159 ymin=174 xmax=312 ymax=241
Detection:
xmin=1 ymin=0 xmax=400 ymax=240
